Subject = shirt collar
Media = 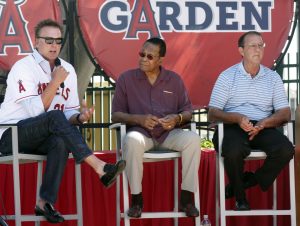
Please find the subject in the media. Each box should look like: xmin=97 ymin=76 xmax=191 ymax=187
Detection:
xmin=32 ymin=49 xmax=52 ymax=75
xmin=238 ymin=61 xmax=264 ymax=78
xmin=137 ymin=66 xmax=169 ymax=81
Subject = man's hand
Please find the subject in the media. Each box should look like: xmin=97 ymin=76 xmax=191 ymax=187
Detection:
xmin=138 ymin=114 xmax=160 ymax=130
xmin=239 ymin=116 xmax=254 ymax=132
xmin=78 ymin=100 xmax=94 ymax=123
xmin=42 ymin=66 xmax=69 ymax=111
xmin=238 ymin=116 xmax=265 ymax=140
xmin=248 ymin=124 xmax=264 ymax=140
xmin=159 ymin=114 xmax=178 ymax=130
xmin=51 ymin=66 xmax=69 ymax=87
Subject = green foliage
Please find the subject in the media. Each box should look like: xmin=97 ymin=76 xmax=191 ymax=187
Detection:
xmin=200 ymin=138 xmax=214 ymax=149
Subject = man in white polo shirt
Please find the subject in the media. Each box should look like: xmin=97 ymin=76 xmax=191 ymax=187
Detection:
xmin=0 ymin=19 xmax=125 ymax=223
xmin=208 ymin=31 xmax=294 ymax=210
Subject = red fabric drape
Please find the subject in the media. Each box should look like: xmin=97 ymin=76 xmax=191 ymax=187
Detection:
xmin=0 ymin=151 xmax=291 ymax=226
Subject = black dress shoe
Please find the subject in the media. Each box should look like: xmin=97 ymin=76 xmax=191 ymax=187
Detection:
xmin=100 ymin=160 xmax=126 ymax=188
xmin=235 ymin=198 xmax=250 ymax=211
xmin=127 ymin=204 xmax=142 ymax=218
xmin=179 ymin=203 xmax=200 ymax=217
xmin=0 ymin=216 xmax=8 ymax=226
xmin=35 ymin=202 xmax=64 ymax=223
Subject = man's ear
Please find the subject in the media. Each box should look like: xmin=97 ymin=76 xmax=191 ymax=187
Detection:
xmin=159 ymin=57 xmax=164 ymax=64
xmin=238 ymin=47 xmax=244 ymax=57
xmin=34 ymin=38 xmax=39 ymax=48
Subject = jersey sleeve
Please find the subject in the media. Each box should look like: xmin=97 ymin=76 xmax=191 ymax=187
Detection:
xmin=8 ymin=60 xmax=41 ymax=104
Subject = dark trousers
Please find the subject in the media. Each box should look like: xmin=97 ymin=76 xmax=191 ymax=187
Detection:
xmin=0 ymin=110 xmax=93 ymax=203
xmin=213 ymin=123 xmax=294 ymax=200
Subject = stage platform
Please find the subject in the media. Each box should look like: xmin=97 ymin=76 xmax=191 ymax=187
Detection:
xmin=0 ymin=150 xmax=291 ymax=226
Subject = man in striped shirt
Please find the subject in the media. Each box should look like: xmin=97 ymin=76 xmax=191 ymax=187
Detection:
xmin=208 ymin=31 xmax=294 ymax=210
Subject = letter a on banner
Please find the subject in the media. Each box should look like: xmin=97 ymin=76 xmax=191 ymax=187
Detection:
xmin=0 ymin=0 xmax=62 ymax=71
xmin=0 ymin=0 xmax=33 ymax=55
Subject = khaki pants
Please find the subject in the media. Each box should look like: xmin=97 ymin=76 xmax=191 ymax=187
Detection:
xmin=123 ymin=129 xmax=201 ymax=194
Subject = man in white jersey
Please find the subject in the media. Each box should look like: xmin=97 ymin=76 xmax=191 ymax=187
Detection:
xmin=0 ymin=19 xmax=125 ymax=223
xmin=208 ymin=31 xmax=294 ymax=210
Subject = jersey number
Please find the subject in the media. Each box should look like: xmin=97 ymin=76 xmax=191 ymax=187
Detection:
xmin=54 ymin=104 xmax=65 ymax=111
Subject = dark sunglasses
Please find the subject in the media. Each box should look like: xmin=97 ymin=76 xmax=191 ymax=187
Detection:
xmin=38 ymin=36 xmax=63 ymax=45
xmin=138 ymin=52 xmax=159 ymax=60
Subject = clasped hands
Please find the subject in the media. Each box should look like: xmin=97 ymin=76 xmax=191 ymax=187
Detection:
xmin=239 ymin=116 xmax=264 ymax=140
xmin=141 ymin=114 xmax=178 ymax=131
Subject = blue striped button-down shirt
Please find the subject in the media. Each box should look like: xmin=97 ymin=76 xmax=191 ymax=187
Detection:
xmin=209 ymin=62 xmax=289 ymax=121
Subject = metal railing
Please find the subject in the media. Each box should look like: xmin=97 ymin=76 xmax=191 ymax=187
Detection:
xmin=278 ymin=52 xmax=300 ymax=120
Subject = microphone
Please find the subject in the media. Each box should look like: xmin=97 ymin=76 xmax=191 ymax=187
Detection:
xmin=54 ymin=58 xmax=64 ymax=89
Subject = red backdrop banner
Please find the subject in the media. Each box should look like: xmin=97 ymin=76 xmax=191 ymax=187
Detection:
xmin=0 ymin=0 xmax=62 ymax=71
xmin=77 ymin=0 xmax=294 ymax=108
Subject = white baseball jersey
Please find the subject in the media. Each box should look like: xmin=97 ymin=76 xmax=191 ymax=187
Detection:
xmin=0 ymin=49 xmax=80 ymax=139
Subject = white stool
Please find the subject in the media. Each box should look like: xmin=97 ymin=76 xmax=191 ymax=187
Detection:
xmin=0 ymin=124 xmax=83 ymax=226
xmin=216 ymin=122 xmax=296 ymax=226
xmin=110 ymin=123 xmax=201 ymax=226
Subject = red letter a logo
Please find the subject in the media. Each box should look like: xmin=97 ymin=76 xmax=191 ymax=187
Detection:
xmin=0 ymin=0 xmax=33 ymax=55
xmin=125 ymin=0 xmax=161 ymax=39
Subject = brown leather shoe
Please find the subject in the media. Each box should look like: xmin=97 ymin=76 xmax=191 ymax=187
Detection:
xmin=180 ymin=203 xmax=199 ymax=217
xmin=127 ymin=205 xmax=142 ymax=218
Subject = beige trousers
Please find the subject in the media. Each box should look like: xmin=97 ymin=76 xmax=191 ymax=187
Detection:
xmin=123 ymin=129 xmax=201 ymax=194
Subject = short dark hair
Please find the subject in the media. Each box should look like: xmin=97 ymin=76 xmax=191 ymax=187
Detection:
xmin=34 ymin=19 xmax=63 ymax=38
xmin=238 ymin=31 xmax=262 ymax=47
xmin=145 ymin=37 xmax=166 ymax=57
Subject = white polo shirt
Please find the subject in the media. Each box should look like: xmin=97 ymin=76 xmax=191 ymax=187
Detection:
xmin=0 ymin=49 xmax=80 ymax=139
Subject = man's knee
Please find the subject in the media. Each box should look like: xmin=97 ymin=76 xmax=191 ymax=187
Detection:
xmin=124 ymin=132 xmax=145 ymax=148
xmin=180 ymin=131 xmax=200 ymax=149
xmin=188 ymin=131 xmax=201 ymax=145
xmin=222 ymin=146 xmax=248 ymax=161
xmin=222 ymin=139 xmax=251 ymax=159
xmin=276 ymin=142 xmax=294 ymax=162
xmin=123 ymin=132 xmax=147 ymax=157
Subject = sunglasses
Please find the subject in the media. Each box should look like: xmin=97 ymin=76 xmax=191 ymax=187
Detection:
xmin=138 ymin=52 xmax=159 ymax=60
xmin=38 ymin=36 xmax=63 ymax=45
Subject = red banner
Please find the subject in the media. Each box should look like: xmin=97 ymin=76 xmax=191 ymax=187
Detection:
xmin=77 ymin=0 xmax=294 ymax=108
xmin=0 ymin=0 xmax=62 ymax=71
